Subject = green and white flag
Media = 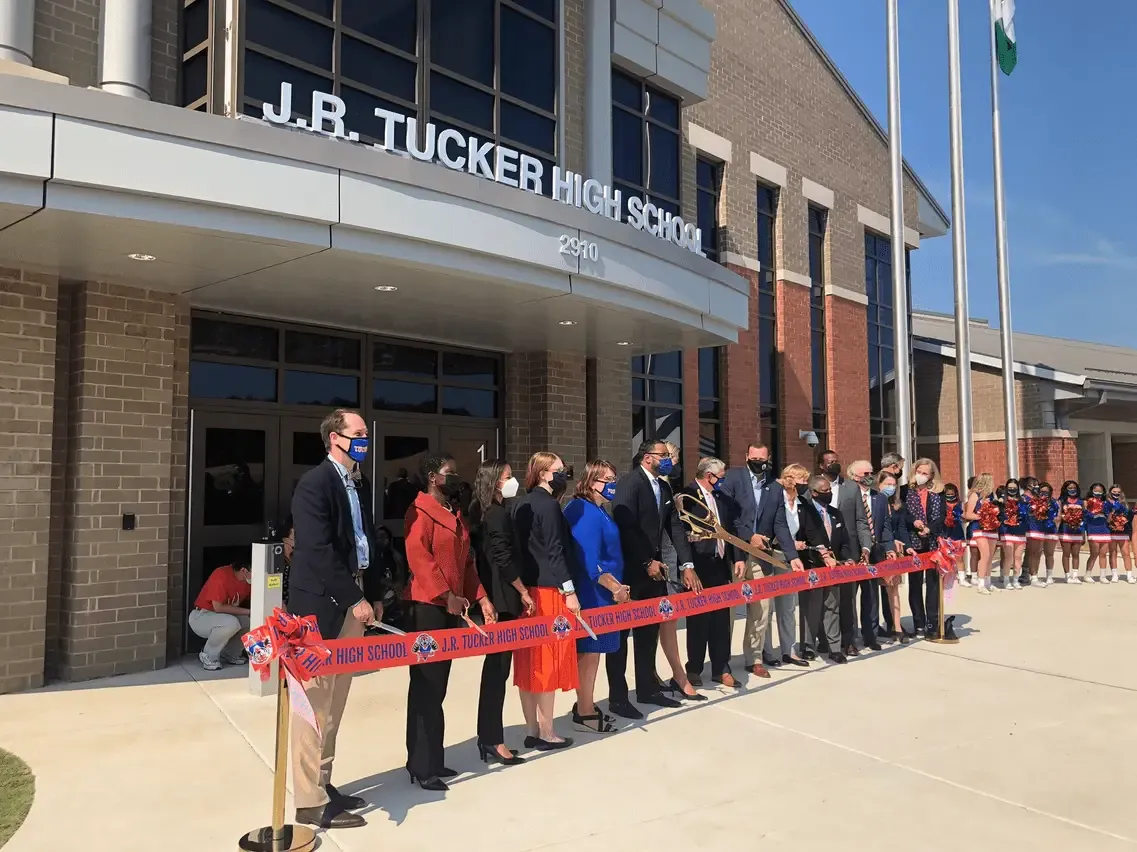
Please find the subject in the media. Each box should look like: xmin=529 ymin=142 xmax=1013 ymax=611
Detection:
xmin=993 ymin=0 xmax=1017 ymax=75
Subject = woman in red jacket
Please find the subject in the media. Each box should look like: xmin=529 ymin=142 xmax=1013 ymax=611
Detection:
xmin=404 ymin=453 xmax=497 ymax=792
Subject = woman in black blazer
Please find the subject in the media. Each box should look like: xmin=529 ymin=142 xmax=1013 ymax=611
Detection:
xmin=468 ymin=460 xmax=535 ymax=766
xmin=904 ymin=458 xmax=947 ymax=638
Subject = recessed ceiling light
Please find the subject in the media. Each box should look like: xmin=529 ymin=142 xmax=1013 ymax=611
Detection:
xmin=558 ymin=320 xmax=577 ymax=326
xmin=127 ymin=253 xmax=156 ymax=262
xmin=374 ymin=285 xmax=398 ymax=292
xmin=616 ymin=341 xmax=631 ymax=346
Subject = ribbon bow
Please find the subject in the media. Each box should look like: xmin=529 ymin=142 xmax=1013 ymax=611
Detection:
xmin=927 ymin=537 xmax=966 ymax=577
xmin=242 ymin=607 xmax=332 ymax=684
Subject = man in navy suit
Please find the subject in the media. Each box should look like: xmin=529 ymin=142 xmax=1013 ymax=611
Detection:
xmin=848 ymin=459 xmax=892 ymax=651
xmin=720 ymin=443 xmax=798 ymax=674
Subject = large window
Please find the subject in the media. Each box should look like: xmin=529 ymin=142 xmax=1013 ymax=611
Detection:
xmin=180 ymin=0 xmax=215 ymax=111
xmin=809 ymin=206 xmax=827 ymax=449
xmin=696 ymin=157 xmax=723 ymax=262
xmin=612 ymin=69 xmax=682 ymax=221
xmin=227 ymin=0 xmax=558 ymax=172
xmin=757 ymin=184 xmax=780 ymax=471
xmin=865 ymin=233 xmax=913 ymax=464
xmin=632 ymin=352 xmax=683 ymax=462
xmin=698 ymin=347 xmax=722 ymax=459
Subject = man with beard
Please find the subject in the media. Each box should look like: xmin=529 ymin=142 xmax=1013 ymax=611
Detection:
xmin=607 ymin=440 xmax=695 ymax=718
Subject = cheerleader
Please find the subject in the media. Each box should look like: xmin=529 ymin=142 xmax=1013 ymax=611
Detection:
xmin=1058 ymin=480 xmax=1086 ymax=583
xmin=963 ymin=473 xmax=999 ymax=594
xmin=1019 ymin=477 xmax=1040 ymax=586
xmin=1104 ymin=485 xmax=1134 ymax=583
xmin=942 ymin=483 xmax=968 ymax=586
xmin=1083 ymin=482 xmax=1111 ymax=582
xmin=998 ymin=479 xmax=1029 ymax=589
xmin=1025 ymin=482 xmax=1060 ymax=585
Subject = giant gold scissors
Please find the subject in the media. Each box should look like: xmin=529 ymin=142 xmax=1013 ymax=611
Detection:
xmin=674 ymin=492 xmax=788 ymax=572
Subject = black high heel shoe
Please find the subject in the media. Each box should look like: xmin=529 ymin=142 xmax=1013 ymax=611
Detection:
xmin=478 ymin=743 xmax=526 ymax=766
xmin=406 ymin=769 xmax=449 ymax=791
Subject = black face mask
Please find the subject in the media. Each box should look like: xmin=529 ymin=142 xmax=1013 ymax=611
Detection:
xmin=748 ymin=459 xmax=770 ymax=477
xmin=1007 ymin=487 xmax=1019 ymax=497
xmin=1067 ymin=488 xmax=1078 ymax=497
xmin=438 ymin=473 xmax=462 ymax=497
xmin=945 ymin=492 xmax=958 ymax=503
xmin=813 ymin=491 xmax=832 ymax=506
xmin=825 ymin=462 xmax=842 ymax=479
xmin=795 ymin=482 xmax=810 ymax=498
xmin=1092 ymin=491 xmax=1104 ymax=498
xmin=551 ymin=470 xmax=569 ymax=491
xmin=1111 ymin=493 xmax=1122 ymax=501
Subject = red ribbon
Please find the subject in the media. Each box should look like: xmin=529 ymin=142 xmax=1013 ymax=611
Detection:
xmin=927 ymin=537 xmax=966 ymax=576
xmin=242 ymin=607 xmax=332 ymax=683
xmin=311 ymin=552 xmax=932 ymax=677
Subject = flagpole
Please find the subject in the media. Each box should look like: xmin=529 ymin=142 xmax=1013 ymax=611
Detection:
xmin=947 ymin=0 xmax=975 ymax=485
xmin=988 ymin=0 xmax=1018 ymax=478
xmin=886 ymin=0 xmax=913 ymax=475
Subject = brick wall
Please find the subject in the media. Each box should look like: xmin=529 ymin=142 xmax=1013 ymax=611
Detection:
xmin=722 ymin=263 xmax=759 ymax=464
xmin=562 ymin=0 xmax=585 ymax=173
xmin=34 ymin=0 xmax=101 ymax=87
xmin=826 ymin=295 xmax=870 ymax=462
xmin=164 ymin=305 xmax=190 ymax=659
xmin=504 ymin=351 xmax=588 ymax=477
xmin=775 ymin=278 xmax=812 ymax=469
xmin=151 ymin=0 xmax=179 ymax=105
xmin=586 ymin=356 xmax=631 ymax=469
xmin=0 ymin=270 xmax=59 ymax=694
xmin=921 ymin=437 xmax=1079 ymax=491
xmin=58 ymin=282 xmax=179 ymax=682
xmin=1111 ymin=442 xmax=1137 ymax=498
xmin=682 ymin=348 xmax=700 ymax=477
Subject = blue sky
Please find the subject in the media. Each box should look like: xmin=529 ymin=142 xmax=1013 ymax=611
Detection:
xmin=789 ymin=0 xmax=1137 ymax=347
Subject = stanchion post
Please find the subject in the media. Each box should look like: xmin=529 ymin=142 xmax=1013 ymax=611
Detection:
xmin=927 ymin=572 xmax=959 ymax=645
xmin=237 ymin=674 xmax=316 ymax=852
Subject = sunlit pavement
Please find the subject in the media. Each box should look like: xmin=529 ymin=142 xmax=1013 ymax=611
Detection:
xmin=3 ymin=577 xmax=1137 ymax=852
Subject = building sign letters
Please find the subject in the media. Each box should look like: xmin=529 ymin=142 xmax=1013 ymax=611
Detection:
xmin=262 ymin=83 xmax=705 ymax=256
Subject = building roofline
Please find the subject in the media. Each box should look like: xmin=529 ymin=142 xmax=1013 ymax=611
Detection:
xmin=776 ymin=0 xmax=951 ymax=233
xmin=913 ymin=338 xmax=1087 ymax=388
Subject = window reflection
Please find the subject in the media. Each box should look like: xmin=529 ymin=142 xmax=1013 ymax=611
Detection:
xmin=284 ymin=371 xmax=360 ymax=407
xmin=190 ymin=362 xmax=278 ymax=402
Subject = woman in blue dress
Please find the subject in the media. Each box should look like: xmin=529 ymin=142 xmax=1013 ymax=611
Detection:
xmin=564 ymin=460 xmax=631 ymax=734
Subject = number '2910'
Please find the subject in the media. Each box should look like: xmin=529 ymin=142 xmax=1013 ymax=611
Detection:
xmin=558 ymin=235 xmax=599 ymax=262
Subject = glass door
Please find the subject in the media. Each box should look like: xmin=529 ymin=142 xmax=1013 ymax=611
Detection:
xmin=278 ymin=417 xmax=327 ymax=525
xmin=374 ymin=420 xmax=436 ymax=535
xmin=186 ymin=410 xmax=280 ymax=647
xmin=440 ymin=425 xmax=500 ymax=502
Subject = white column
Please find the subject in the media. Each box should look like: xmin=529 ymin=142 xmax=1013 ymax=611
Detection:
xmin=584 ymin=0 xmax=613 ymax=184
xmin=0 ymin=0 xmax=34 ymax=66
xmin=99 ymin=0 xmax=152 ymax=99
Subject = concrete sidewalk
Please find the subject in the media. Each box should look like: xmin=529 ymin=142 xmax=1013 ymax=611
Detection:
xmin=2 ymin=580 xmax=1137 ymax=851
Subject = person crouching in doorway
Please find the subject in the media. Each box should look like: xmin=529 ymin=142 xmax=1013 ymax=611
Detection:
xmin=189 ymin=560 xmax=252 ymax=671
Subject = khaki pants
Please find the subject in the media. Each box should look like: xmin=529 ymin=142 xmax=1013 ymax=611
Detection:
xmin=290 ymin=612 xmax=365 ymax=809
xmin=742 ymin=559 xmax=771 ymax=666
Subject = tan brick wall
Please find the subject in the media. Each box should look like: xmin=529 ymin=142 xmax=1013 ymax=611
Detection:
xmin=34 ymin=0 xmax=101 ymax=88
xmin=826 ymin=295 xmax=870 ymax=460
xmin=58 ymin=282 xmax=180 ymax=682
xmin=0 ymin=270 xmax=59 ymax=694
xmin=775 ymin=279 xmax=812 ymax=469
xmin=586 ymin=356 xmax=632 ymax=470
xmin=562 ymin=0 xmax=586 ymax=173
xmin=722 ymin=263 xmax=759 ymax=464
xmin=505 ymin=351 xmax=588 ymax=477
xmin=164 ymin=305 xmax=190 ymax=658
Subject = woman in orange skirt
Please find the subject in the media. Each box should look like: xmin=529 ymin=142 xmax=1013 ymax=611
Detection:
xmin=511 ymin=452 xmax=580 ymax=750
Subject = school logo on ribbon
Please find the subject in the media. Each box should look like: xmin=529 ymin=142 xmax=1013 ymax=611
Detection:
xmin=740 ymin=582 xmax=754 ymax=602
xmin=866 ymin=565 xmax=878 ymax=577
xmin=412 ymin=633 xmax=439 ymax=662
xmin=658 ymin=598 xmax=675 ymax=619
xmin=247 ymin=634 xmax=274 ymax=667
xmin=807 ymin=570 xmax=820 ymax=586
xmin=551 ymin=615 xmax=572 ymax=639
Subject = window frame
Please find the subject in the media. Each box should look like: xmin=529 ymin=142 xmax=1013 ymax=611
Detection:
xmin=808 ymin=205 xmax=828 ymax=449
xmin=698 ymin=346 xmax=723 ymax=460
xmin=631 ymin=352 xmax=684 ymax=461
xmin=231 ymin=0 xmax=559 ymax=168
xmin=611 ymin=68 xmax=683 ymax=219
xmin=865 ymin=233 xmax=913 ymax=464
xmin=695 ymin=155 xmax=724 ymax=263
xmin=756 ymin=183 xmax=780 ymax=472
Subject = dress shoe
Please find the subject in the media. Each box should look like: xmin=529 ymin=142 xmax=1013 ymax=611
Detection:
xmin=325 ymin=783 xmax=365 ymax=811
xmin=746 ymin=663 xmax=772 ymax=679
xmin=801 ymin=649 xmax=818 ymax=661
xmin=406 ymin=771 xmax=449 ymax=792
xmin=437 ymin=767 xmax=458 ymax=779
xmin=783 ymin=655 xmax=810 ymax=667
xmin=828 ymin=652 xmax=848 ymax=664
xmin=532 ymin=736 xmax=573 ymax=751
xmin=668 ymin=678 xmax=707 ymax=701
xmin=712 ymin=672 xmax=742 ymax=689
xmin=478 ymin=743 xmax=525 ymax=765
xmin=296 ymin=803 xmax=367 ymax=829
xmin=638 ymin=691 xmax=682 ymax=709
xmin=865 ymin=642 xmax=883 ymax=652
xmin=843 ymin=644 xmax=860 ymax=657
xmin=762 ymin=656 xmax=783 ymax=668
xmin=899 ymin=633 xmax=912 ymax=645
xmin=607 ymin=699 xmax=644 ymax=720
xmin=686 ymin=672 xmax=704 ymax=687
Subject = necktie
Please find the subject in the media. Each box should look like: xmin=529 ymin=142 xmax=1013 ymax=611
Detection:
xmin=820 ymin=506 xmax=832 ymax=538
xmin=348 ymin=466 xmax=362 ymax=484
xmin=862 ymin=490 xmax=874 ymax=541
xmin=707 ymin=491 xmax=724 ymax=558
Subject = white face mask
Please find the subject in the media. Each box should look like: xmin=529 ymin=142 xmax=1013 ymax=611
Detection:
xmin=500 ymin=476 xmax=519 ymax=500
xmin=915 ymin=473 xmax=930 ymax=487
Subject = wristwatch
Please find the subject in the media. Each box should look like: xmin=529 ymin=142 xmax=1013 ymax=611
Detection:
xmin=559 ymin=581 xmax=576 ymax=596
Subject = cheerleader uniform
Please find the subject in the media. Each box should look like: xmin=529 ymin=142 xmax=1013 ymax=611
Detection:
xmin=1084 ymin=496 xmax=1111 ymax=544
xmin=1105 ymin=498 xmax=1131 ymax=544
xmin=943 ymin=499 xmax=965 ymax=541
xmin=999 ymin=496 xmax=1029 ymax=546
xmin=969 ymin=495 xmax=1000 ymax=543
xmin=1058 ymin=497 xmax=1085 ymax=544
xmin=1026 ymin=497 xmax=1060 ymax=543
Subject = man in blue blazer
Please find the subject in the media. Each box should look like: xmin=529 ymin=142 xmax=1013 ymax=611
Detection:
xmin=719 ymin=443 xmax=799 ymax=674
xmin=847 ymin=459 xmax=893 ymax=651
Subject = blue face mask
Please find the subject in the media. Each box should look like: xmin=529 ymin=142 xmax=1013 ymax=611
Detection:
xmin=711 ymin=478 xmax=723 ymax=492
xmin=600 ymin=482 xmax=617 ymax=501
xmin=658 ymin=457 xmax=674 ymax=475
xmin=881 ymin=485 xmax=897 ymax=498
xmin=342 ymin=437 xmax=369 ymax=463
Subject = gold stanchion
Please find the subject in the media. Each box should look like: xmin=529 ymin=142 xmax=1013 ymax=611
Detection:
xmin=926 ymin=572 xmax=959 ymax=645
xmin=238 ymin=674 xmax=317 ymax=852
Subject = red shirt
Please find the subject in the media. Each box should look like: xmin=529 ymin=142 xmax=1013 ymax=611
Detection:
xmin=404 ymin=492 xmax=486 ymax=606
xmin=194 ymin=566 xmax=251 ymax=611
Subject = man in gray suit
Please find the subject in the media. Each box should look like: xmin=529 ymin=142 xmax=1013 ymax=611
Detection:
xmin=822 ymin=450 xmax=860 ymax=656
